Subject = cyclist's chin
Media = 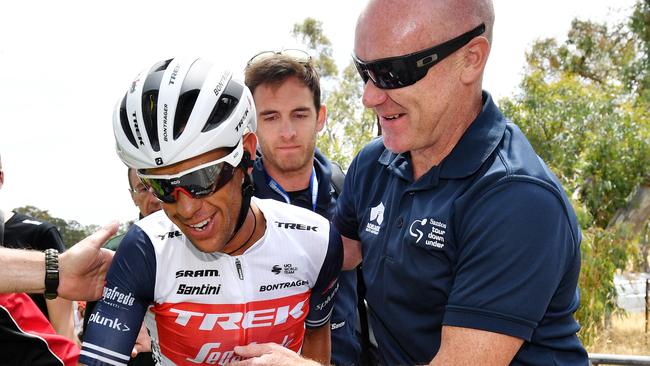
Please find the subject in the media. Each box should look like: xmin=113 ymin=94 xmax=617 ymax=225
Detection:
xmin=179 ymin=216 xmax=231 ymax=253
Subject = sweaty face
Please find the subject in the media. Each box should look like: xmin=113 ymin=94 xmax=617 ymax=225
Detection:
xmin=253 ymin=77 xmax=325 ymax=176
xmin=355 ymin=0 xmax=463 ymax=154
xmin=145 ymin=149 xmax=245 ymax=253
xmin=129 ymin=170 xmax=162 ymax=218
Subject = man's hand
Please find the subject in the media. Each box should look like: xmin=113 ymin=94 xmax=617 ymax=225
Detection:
xmin=58 ymin=221 xmax=118 ymax=301
xmin=131 ymin=323 xmax=152 ymax=357
xmin=229 ymin=343 xmax=321 ymax=366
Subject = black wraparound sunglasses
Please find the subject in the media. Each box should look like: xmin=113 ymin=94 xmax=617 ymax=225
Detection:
xmin=353 ymin=23 xmax=486 ymax=89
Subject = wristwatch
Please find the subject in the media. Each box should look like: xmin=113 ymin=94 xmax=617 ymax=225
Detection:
xmin=44 ymin=249 xmax=59 ymax=299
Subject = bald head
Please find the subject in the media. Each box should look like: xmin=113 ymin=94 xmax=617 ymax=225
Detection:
xmin=355 ymin=0 xmax=494 ymax=61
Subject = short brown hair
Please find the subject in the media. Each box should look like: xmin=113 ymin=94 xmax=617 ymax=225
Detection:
xmin=245 ymin=55 xmax=321 ymax=112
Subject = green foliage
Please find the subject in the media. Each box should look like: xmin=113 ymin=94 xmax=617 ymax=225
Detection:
xmin=500 ymin=0 xmax=650 ymax=228
xmin=13 ymin=205 xmax=97 ymax=248
xmin=576 ymin=226 xmax=639 ymax=346
xmin=291 ymin=18 xmax=376 ymax=168
xmin=292 ymin=18 xmax=338 ymax=79
xmin=500 ymin=0 xmax=649 ymax=347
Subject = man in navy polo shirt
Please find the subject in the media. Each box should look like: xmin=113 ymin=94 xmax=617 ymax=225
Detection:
xmin=333 ymin=0 xmax=589 ymax=365
xmin=244 ymin=51 xmax=362 ymax=366
xmin=231 ymin=0 xmax=589 ymax=365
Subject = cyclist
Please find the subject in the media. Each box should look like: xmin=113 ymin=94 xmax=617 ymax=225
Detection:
xmin=80 ymin=57 xmax=342 ymax=366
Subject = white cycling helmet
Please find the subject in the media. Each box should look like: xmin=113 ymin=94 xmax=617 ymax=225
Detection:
xmin=114 ymin=57 xmax=256 ymax=170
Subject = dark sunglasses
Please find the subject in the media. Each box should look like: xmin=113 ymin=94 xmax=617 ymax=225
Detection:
xmin=353 ymin=23 xmax=486 ymax=89
xmin=247 ymin=49 xmax=311 ymax=66
xmin=137 ymin=140 xmax=244 ymax=203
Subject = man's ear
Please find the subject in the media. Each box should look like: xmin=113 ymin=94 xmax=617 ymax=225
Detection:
xmin=460 ymin=36 xmax=490 ymax=85
xmin=316 ymin=104 xmax=327 ymax=132
xmin=0 ymin=170 xmax=4 ymax=190
xmin=242 ymin=133 xmax=258 ymax=173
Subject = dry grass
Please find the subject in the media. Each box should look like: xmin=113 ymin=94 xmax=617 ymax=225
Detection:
xmin=587 ymin=311 xmax=650 ymax=355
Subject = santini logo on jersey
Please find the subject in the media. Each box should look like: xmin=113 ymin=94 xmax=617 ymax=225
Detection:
xmin=170 ymin=300 xmax=306 ymax=331
xmin=175 ymin=269 xmax=220 ymax=278
xmin=177 ymin=284 xmax=221 ymax=295
xmin=102 ymin=287 xmax=135 ymax=307
xmin=259 ymin=280 xmax=308 ymax=292
xmin=88 ymin=313 xmax=131 ymax=332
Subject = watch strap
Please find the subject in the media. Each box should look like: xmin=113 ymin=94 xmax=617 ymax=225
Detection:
xmin=44 ymin=248 xmax=59 ymax=299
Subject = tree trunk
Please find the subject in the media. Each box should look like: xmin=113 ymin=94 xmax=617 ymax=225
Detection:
xmin=608 ymin=180 xmax=650 ymax=235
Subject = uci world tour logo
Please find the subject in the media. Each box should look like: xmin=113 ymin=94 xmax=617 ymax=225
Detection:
xmin=365 ymin=202 xmax=385 ymax=235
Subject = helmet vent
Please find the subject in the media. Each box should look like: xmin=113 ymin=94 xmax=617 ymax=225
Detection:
xmin=173 ymin=89 xmax=200 ymax=140
xmin=152 ymin=58 xmax=173 ymax=73
xmin=141 ymin=91 xmax=160 ymax=152
xmin=202 ymin=79 xmax=243 ymax=132
xmin=119 ymin=94 xmax=138 ymax=148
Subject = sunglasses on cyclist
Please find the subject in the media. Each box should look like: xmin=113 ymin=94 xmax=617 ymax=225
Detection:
xmin=137 ymin=140 xmax=244 ymax=203
xmin=247 ymin=49 xmax=312 ymax=66
xmin=353 ymin=23 xmax=486 ymax=89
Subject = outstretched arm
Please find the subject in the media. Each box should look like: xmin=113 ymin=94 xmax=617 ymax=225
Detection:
xmin=0 ymin=222 xmax=118 ymax=300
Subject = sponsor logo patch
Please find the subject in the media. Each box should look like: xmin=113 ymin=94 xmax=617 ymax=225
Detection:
xmin=365 ymin=202 xmax=385 ymax=235
xmin=409 ymin=217 xmax=447 ymax=249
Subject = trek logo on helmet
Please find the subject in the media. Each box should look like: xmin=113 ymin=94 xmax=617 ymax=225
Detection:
xmin=235 ymin=109 xmax=248 ymax=132
xmin=169 ymin=64 xmax=181 ymax=85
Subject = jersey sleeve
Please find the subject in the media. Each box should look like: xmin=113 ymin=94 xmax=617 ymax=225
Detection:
xmin=443 ymin=180 xmax=582 ymax=341
xmin=305 ymin=224 xmax=343 ymax=329
xmin=79 ymin=225 xmax=156 ymax=366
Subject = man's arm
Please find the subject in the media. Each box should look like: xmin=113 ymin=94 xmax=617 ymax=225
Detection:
xmin=301 ymin=322 xmax=331 ymax=365
xmin=341 ymin=235 xmax=362 ymax=270
xmin=46 ymin=298 xmax=80 ymax=345
xmin=0 ymin=222 xmax=117 ymax=299
xmin=429 ymin=326 xmax=523 ymax=366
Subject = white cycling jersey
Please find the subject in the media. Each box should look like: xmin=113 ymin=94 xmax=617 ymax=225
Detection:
xmin=80 ymin=198 xmax=342 ymax=365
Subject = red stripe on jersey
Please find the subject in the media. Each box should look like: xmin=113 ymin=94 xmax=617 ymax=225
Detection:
xmin=152 ymin=291 xmax=310 ymax=365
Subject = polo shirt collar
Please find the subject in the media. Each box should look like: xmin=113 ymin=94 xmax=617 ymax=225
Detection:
xmin=378 ymin=91 xmax=506 ymax=185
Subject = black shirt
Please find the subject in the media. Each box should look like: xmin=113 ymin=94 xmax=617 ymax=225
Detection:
xmin=2 ymin=212 xmax=66 ymax=319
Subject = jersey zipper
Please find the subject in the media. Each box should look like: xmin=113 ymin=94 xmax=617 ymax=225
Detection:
xmin=235 ymin=258 xmax=244 ymax=280
xmin=233 ymin=256 xmax=248 ymax=349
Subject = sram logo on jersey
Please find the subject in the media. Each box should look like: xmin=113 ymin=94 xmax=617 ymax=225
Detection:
xmin=274 ymin=222 xmax=318 ymax=231
xmin=88 ymin=313 xmax=131 ymax=332
xmin=177 ymin=284 xmax=221 ymax=295
xmin=169 ymin=299 xmax=306 ymax=331
xmin=175 ymin=269 xmax=220 ymax=278
xmin=259 ymin=280 xmax=308 ymax=292
xmin=102 ymin=286 xmax=135 ymax=307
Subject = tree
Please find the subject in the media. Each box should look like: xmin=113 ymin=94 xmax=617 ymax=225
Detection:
xmin=292 ymin=18 xmax=377 ymax=168
xmin=499 ymin=1 xmax=649 ymax=346
xmin=500 ymin=0 xmax=649 ymax=229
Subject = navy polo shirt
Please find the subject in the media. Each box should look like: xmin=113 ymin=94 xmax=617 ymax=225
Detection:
xmin=334 ymin=92 xmax=588 ymax=365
